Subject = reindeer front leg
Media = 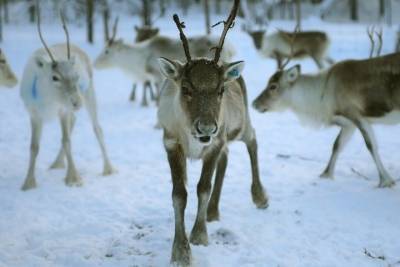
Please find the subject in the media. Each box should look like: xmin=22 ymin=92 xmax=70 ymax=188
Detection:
xmin=50 ymin=114 xmax=76 ymax=169
xmin=190 ymin=147 xmax=221 ymax=246
xmin=60 ymin=113 xmax=82 ymax=187
xmin=321 ymin=118 xmax=355 ymax=179
xmin=21 ymin=117 xmax=43 ymax=191
xmin=167 ymin=142 xmax=191 ymax=266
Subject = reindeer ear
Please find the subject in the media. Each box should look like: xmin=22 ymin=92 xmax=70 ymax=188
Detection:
xmin=286 ymin=64 xmax=301 ymax=83
xmin=224 ymin=61 xmax=245 ymax=82
xmin=158 ymin=57 xmax=183 ymax=79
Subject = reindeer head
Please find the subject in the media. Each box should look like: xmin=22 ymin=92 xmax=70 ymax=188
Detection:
xmin=0 ymin=49 xmax=18 ymax=88
xmin=253 ymin=24 xmax=300 ymax=112
xmin=94 ymin=17 xmax=122 ymax=69
xmin=134 ymin=25 xmax=159 ymax=43
xmin=159 ymin=0 xmax=242 ymax=144
xmin=253 ymin=64 xmax=300 ymax=112
xmin=35 ymin=6 xmax=83 ymax=111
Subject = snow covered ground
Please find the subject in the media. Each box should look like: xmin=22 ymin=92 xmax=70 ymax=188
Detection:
xmin=0 ymin=11 xmax=400 ymax=267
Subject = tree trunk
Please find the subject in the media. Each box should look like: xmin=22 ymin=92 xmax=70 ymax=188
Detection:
xmin=3 ymin=0 xmax=8 ymax=24
xmin=142 ymin=0 xmax=152 ymax=27
xmin=87 ymin=0 xmax=94 ymax=44
xmin=28 ymin=0 xmax=35 ymax=24
xmin=349 ymin=0 xmax=358 ymax=21
xmin=385 ymin=0 xmax=392 ymax=26
xmin=0 ymin=0 xmax=3 ymax=42
xmin=215 ymin=0 xmax=221 ymax=14
xmin=295 ymin=0 xmax=301 ymax=29
xmin=204 ymin=0 xmax=211 ymax=35
xmin=102 ymin=1 xmax=110 ymax=42
xmin=159 ymin=0 xmax=166 ymax=17
xmin=379 ymin=0 xmax=385 ymax=19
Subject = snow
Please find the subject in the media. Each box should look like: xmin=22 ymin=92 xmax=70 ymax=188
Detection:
xmin=1 ymin=10 xmax=400 ymax=267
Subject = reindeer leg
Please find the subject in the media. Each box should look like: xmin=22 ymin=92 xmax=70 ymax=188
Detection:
xmin=320 ymin=121 xmax=355 ymax=179
xmin=351 ymin=118 xmax=395 ymax=188
xmin=130 ymin=83 xmax=136 ymax=102
xmin=244 ymin=128 xmax=269 ymax=209
xmin=149 ymin=82 xmax=156 ymax=101
xmin=50 ymin=115 xmax=76 ymax=169
xmin=61 ymin=113 xmax=82 ymax=187
xmin=190 ymin=147 xmax=221 ymax=246
xmin=85 ymin=87 xmax=115 ymax=176
xmin=21 ymin=117 xmax=42 ymax=191
xmin=141 ymin=82 xmax=149 ymax=107
xmin=207 ymin=146 xmax=228 ymax=222
xmin=166 ymin=141 xmax=191 ymax=266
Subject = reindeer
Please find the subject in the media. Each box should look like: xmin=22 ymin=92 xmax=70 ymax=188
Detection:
xmin=19 ymin=8 xmax=114 ymax=191
xmin=0 ymin=48 xmax=18 ymax=88
xmin=129 ymin=25 xmax=160 ymax=105
xmin=158 ymin=1 xmax=268 ymax=265
xmin=252 ymin=26 xmax=400 ymax=188
xmin=93 ymin=21 xmax=236 ymax=107
xmin=244 ymin=25 xmax=333 ymax=69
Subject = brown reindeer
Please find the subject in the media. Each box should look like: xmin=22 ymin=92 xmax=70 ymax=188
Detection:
xmin=244 ymin=26 xmax=333 ymax=69
xmin=253 ymin=27 xmax=400 ymax=188
xmin=158 ymin=1 xmax=268 ymax=265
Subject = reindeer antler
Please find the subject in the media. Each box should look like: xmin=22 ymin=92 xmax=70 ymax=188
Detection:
xmin=280 ymin=24 xmax=300 ymax=70
xmin=109 ymin=17 xmax=119 ymax=44
xmin=212 ymin=0 xmax=240 ymax=63
xmin=36 ymin=0 xmax=56 ymax=65
xmin=367 ymin=25 xmax=383 ymax=58
xmin=367 ymin=25 xmax=376 ymax=58
xmin=375 ymin=26 xmax=383 ymax=57
xmin=60 ymin=10 xmax=71 ymax=60
xmin=173 ymin=14 xmax=192 ymax=62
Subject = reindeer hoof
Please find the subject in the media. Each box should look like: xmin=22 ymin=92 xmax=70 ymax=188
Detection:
xmin=21 ymin=178 xmax=37 ymax=191
xmin=171 ymin=239 xmax=192 ymax=267
xmin=65 ymin=175 xmax=83 ymax=187
xmin=319 ymin=171 xmax=334 ymax=179
xmin=251 ymin=185 xmax=269 ymax=209
xmin=190 ymin=224 xmax=208 ymax=246
xmin=102 ymin=164 xmax=117 ymax=176
xmin=378 ymin=178 xmax=396 ymax=188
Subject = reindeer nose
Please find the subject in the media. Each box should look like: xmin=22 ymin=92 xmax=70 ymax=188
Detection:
xmin=196 ymin=120 xmax=218 ymax=136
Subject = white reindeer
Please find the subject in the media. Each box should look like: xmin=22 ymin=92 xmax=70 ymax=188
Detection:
xmin=93 ymin=25 xmax=236 ymax=98
xmin=20 ymin=10 xmax=114 ymax=190
xmin=0 ymin=48 xmax=18 ymax=88
xmin=252 ymin=27 xmax=400 ymax=188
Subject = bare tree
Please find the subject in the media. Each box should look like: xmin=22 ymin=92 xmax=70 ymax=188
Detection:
xmin=3 ymin=0 xmax=8 ymax=24
xmin=295 ymin=0 xmax=301 ymax=29
xmin=204 ymin=0 xmax=211 ymax=35
xmin=87 ymin=0 xmax=94 ymax=43
xmin=0 ymin=0 xmax=3 ymax=42
xmin=349 ymin=0 xmax=358 ymax=21
xmin=102 ymin=0 xmax=110 ymax=42
xmin=28 ymin=0 xmax=36 ymax=24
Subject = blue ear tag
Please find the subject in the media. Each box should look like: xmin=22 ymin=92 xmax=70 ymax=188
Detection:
xmin=31 ymin=76 xmax=38 ymax=99
xmin=228 ymin=68 xmax=239 ymax=78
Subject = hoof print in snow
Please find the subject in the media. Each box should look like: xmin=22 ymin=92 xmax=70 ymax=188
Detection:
xmin=211 ymin=228 xmax=238 ymax=246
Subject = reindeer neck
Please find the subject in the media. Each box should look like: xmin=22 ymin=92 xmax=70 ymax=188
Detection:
xmin=287 ymin=72 xmax=334 ymax=126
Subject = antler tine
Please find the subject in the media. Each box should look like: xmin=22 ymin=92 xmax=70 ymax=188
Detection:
xmin=36 ymin=0 xmax=56 ymax=65
xmin=375 ymin=26 xmax=383 ymax=57
xmin=110 ymin=16 xmax=119 ymax=44
xmin=281 ymin=23 xmax=300 ymax=70
xmin=173 ymin=14 xmax=192 ymax=62
xmin=367 ymin=25 xmax=375 ymax=58
xmin=60 ymin=10 xmax=71 ymax=60
xmin=212 ymin=0 xmax=240 ymax=63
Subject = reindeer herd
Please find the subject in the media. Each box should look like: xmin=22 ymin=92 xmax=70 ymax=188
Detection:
xmin=1 ymin=0 xmax=400 ymax=266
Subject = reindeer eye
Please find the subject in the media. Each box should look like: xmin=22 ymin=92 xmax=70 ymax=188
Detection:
xmin=269 ymin=84 xmax=278 ymax=91
xmin=181 ymin=87 xmax=192 ymax=98
xmin=52 ymin=76 xmax=60 ymax=82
